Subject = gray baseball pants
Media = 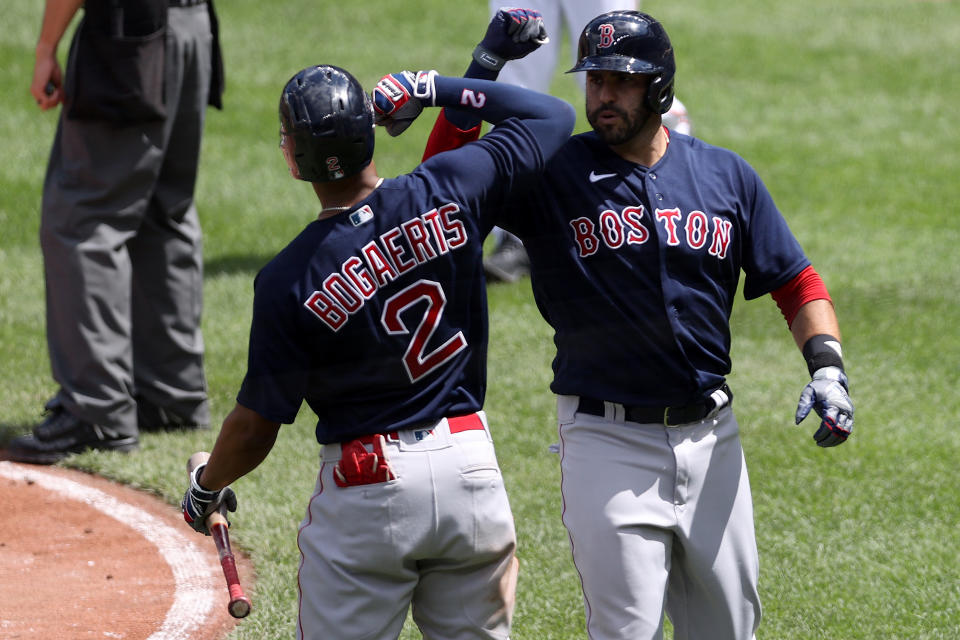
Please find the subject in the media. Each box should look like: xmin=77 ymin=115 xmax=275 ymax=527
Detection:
xmin=556 ymin=395 xmax=761 ymax=640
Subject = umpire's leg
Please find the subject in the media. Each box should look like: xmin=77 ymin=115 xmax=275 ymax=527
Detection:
xmin=129 ymin=2 xmax=212 ymax=427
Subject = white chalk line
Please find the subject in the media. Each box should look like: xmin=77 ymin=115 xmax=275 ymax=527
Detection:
xmin=0 ymin=461 xmax=219 ymax=640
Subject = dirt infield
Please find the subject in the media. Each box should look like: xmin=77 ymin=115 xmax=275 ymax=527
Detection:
xmin=0 ymin=461 xmax=253 ymax=640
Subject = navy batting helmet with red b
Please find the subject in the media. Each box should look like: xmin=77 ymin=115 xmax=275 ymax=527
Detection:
xmin=567 ymin=11 xmax=676 ymax=115
xmin=279 ymin=65 xmax=375 ymax=183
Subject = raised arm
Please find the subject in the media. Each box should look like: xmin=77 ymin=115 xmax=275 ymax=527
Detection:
xmin=422 ymin=7 xmax=550 ymax=160
xmin=373 ymin=71 xmax=574 ymax=161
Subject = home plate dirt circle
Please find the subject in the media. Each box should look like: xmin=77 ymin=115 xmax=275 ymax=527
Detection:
xmin=0 ymin=461 xmax=253 ymax=639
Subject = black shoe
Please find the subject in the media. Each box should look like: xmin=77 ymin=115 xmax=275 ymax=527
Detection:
xmin=5 ymin=408 xmax=138 ymax=465
xmin=32 ymin=396 xmax=70 ymax=441
xmin=136 ymin=398 xmax=209 ymax=433
xmin=483 ymin=238 xmax=530 ymax=283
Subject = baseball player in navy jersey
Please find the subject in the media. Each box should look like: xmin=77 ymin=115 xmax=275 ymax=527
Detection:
xmin=423 ymin=10 xmax=856 ymax=640
xmin=480 ymin=1 xmax=692 ymax=284
xmin=178 ymin=12 xmax=574 ymax=640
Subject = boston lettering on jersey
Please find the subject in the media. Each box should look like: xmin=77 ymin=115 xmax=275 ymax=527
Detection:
xmin=568 ymin=204 xmax=734 ymax=259
xmin=304 ymin=203 xmax=468 ymax=331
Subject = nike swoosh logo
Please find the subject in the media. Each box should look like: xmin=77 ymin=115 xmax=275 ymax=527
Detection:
xmin=589 ymin=171 xmax=617 ymax=183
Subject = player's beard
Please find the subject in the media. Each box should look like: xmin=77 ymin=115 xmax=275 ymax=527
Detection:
xmin=587 ymin=101 xmax=654 ymax=146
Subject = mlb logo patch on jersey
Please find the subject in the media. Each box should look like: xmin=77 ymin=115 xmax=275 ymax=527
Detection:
xmin=350 ymin=205 xmax=374 ymax=227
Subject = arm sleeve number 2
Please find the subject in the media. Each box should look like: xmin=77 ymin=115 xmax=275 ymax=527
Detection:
xmin=381 ymin=279 xmax=467 ymax=383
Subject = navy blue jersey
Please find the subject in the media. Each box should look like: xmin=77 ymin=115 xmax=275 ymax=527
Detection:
xmin=237 ymin=117 xmax=551 ymax=443
xmin=499 ymin=130 xmax=810 ymax=406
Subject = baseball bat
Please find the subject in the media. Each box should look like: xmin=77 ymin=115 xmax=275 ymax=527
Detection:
xmin=187 ymin=451 xmax=252 ymax=619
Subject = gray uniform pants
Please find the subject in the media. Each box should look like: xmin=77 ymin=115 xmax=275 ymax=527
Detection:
xmin=300 ymin=412 xmax=518 ymax=640
xmin=556 ymin=395 xmax=761 ymax=640
xmin=40 ymin=4 xmax=213 ymax=436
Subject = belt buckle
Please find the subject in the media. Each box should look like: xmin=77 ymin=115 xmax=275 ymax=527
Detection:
xmin=663 ymin=407 xmax=672 ymax=426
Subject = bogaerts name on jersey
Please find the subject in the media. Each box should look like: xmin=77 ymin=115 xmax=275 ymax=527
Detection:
xmin=304 ymin=203 xmax=468 ymax=331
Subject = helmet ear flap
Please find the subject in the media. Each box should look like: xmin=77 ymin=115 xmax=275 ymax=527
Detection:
xmin=647 ymin=75 xmax=675 ymax=115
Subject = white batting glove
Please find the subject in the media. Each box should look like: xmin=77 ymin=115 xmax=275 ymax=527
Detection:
xmin=371 ymin=70 xmax=438 ymax=136
xmin=795 ymin=366 xmax=855 ymax=447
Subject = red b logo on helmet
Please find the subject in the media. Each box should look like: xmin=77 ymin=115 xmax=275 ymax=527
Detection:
xmin=598 ymin=24 xmax=615 ymax=48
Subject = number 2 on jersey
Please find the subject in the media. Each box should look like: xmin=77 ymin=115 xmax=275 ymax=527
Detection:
xmin=381 ymin=279 xmax=467 ymax=383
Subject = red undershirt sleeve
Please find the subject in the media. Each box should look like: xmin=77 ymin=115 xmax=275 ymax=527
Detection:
xmin=769 ymin=265 xmax=832 ymax=328
xmin=422 ymin=111 xmax=482 ymax=162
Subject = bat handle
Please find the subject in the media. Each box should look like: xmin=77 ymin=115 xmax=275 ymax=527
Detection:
xmin=210 ymin=519 xmax=251 ymax=618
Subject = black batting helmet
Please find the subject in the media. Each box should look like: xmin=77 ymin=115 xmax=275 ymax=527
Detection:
xmin=279 ymin=65 xmax=375 ymax=182
xmin=567 ymin=11 xmax=676 ymax=115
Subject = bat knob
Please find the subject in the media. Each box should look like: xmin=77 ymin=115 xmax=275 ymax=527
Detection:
xmin=228 ymin=595 xmax=252 ymax=619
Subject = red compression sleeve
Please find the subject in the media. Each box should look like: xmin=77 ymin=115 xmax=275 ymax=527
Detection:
xmin=770 ymin=265 xmax=832 ymax=328
xmin=422 ymin=110 xmax=482 ymax=162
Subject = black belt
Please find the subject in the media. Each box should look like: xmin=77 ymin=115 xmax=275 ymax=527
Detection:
xmin=577 ymin=384 xmax=733 ymax=426
xmin=169 ymin=0 xmax=206 ymax=7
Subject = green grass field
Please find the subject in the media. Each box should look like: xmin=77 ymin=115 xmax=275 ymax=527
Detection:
xmin=2 ymin=1 xmax=959 ymax=638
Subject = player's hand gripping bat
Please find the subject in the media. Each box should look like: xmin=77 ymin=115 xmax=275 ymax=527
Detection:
xmin=185 ymin=451 xmax=252 ymax=619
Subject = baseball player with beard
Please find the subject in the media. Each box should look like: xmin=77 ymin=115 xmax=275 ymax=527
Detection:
xmin=422 ymin=10 xmax=855 ymax=640
xmin=486 ymin=0 xmax=692 ymax=134
xmin=179 ymin=10 xmax=575 ymax=640
xmin=479 ymin=1 xmax=691 ymax=283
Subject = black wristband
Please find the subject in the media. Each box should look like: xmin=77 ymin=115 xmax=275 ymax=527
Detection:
xmin=801 ymin=334 xmax=844 ymax=376
xmin=464 ymin=59 xmax=500 ymax=82
xmin=472 ymin=44 xmax=506 ymax=71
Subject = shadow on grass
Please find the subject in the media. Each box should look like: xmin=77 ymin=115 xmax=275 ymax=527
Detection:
xmin=204 ymin=253 xmax=274 ymax=277
xmin=0 ymin=422 xmax=33 ymax=448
